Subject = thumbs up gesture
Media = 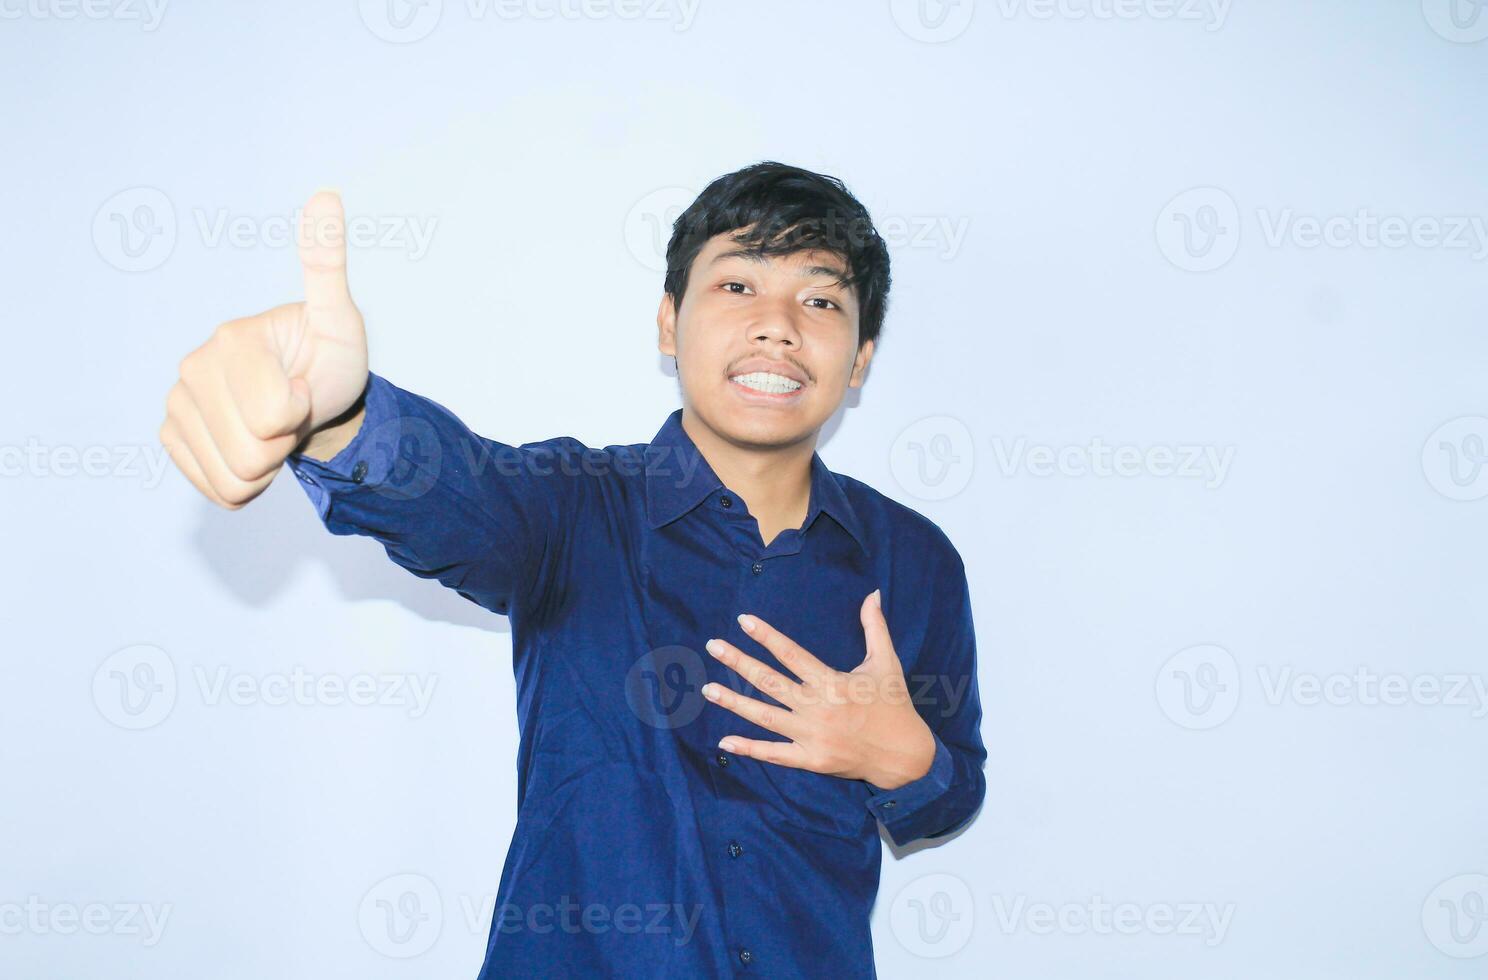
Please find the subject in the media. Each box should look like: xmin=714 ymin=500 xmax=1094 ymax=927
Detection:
xmin=159 ymin=191 xmax=370 ymax=508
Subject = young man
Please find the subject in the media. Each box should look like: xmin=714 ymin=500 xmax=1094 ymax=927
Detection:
xmin=159 ymin=162 xmax=986 ymax=978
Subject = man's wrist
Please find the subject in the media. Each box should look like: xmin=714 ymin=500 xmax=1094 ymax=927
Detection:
xmin=293 ymin=385 xmax=369 ymax=461
xmin=863 ymin=720 xmax=937 ymax=790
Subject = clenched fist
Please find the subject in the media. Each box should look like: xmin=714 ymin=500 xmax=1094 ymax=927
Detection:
xmin=158 ymin=191 xmax=370 ymax=508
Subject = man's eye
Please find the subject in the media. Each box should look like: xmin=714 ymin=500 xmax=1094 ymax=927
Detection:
xmin=721 ymin=282 xmax=751 ymax=295
xmin=807 ymin=297 xmax=840 ymax=310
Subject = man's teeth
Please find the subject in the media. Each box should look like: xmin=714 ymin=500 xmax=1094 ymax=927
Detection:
xmin=730 ymin=371 xmax=803 ymax=394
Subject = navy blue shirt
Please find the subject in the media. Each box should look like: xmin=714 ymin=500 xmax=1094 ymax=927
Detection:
xmin=285 ymin=373 xmax=986 ymax=979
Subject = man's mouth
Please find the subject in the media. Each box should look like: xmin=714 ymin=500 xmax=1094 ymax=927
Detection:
xmin=728 ymin=371 xmax=805 ymax=396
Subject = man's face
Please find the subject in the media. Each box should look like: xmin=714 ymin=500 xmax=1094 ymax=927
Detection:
xmin=657 ymin=229 xmax=875 ymax=451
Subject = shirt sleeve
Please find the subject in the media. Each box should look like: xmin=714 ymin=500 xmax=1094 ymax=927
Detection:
xmin=283 ymin=371 xmax=587 ymax=619
xmin=863 ymin=550 xmax=987 ymax=846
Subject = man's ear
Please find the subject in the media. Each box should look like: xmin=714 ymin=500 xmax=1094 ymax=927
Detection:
xmin=848 ymin=338 xmax=875 ymax=388
xmin=657 ymin=294 xmax=678 ymax=357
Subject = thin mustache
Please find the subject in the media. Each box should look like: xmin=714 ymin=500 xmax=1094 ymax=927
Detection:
xmin=728 ymin=358 xmax=812 ymax=382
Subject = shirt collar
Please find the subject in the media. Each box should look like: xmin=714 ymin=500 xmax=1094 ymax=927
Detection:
xmin=644 ymin=408 xmax=870 ymax=556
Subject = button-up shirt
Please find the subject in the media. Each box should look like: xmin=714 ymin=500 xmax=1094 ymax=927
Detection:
xmin=285 ymin=373 xmax=987 ymax=979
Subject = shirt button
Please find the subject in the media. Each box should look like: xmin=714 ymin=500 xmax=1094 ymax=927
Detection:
xmin=882 ymin=800 xmax=897 ymax=809
xmin=738 ymin=948 xmax=753 ymax=965
xmin=750 ymin=561 xmax=764 ymax=575
xmin=720 ymin=495 xmax=733 ymax=508
xmin=351 ymin=460 xmax=368 ymax=484
xmin=727 ymin=840 xmax=743 ymax=858
xmin=715 ymin=753 xmax=730 ymax=767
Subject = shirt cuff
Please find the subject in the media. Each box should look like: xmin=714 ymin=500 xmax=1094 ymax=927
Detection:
xmin=863 ymin=732 xmax=955 ymax=846
xmin=283 ymin=372 xmax=397 ymax=521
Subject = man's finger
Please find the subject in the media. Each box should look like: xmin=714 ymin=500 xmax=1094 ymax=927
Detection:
xmin=716 ymin=736 xmax=812 ymax=771
xmin=159 ymin=416 xmax=236 ymax=509
xmin=737 ymin=614 xmax=833 ymax=687
xmin=299 ymin=189 xmax=353 ymax=312
xmin=706 ymin=638 xmax=802 ymax=708
xmin=857 ymin=589 xmax=899 ymax=671
xmin=702 ymin=683 xmax=803 ymax=740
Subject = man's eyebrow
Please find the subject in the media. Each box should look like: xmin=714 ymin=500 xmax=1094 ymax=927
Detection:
xmin=708 ymin=247 xmax=848 ymax=283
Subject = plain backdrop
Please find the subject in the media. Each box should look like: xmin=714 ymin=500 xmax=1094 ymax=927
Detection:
xmin=3 ymin=1 xmax=1487 ymax=977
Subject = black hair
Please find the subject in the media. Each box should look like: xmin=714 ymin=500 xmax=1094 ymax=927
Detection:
xmin=663 ymin=161 xmax=892 ymax=350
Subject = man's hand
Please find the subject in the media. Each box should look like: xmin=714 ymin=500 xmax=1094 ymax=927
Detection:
xmin=701 ymin=589 xmax=937 ymax=790
xmin=158 ymin=190 xmax=370 ymax=509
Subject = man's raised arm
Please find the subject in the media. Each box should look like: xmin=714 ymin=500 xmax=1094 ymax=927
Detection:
xmin=159 ymin=191 xmax=581 ymax=618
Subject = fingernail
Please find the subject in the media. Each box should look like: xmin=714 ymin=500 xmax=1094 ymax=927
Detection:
xmin=719 ymin=737 xmax=738 ymax=752
xmin=737 ymin=614 xmax=756 ymax=633
xmin=703 ymin=683 xmax=720 ymax=701
xmin=871 ymin=589 xmax=882 ymax=609
xmin=705 ymin=639 xmax=724 ymax=657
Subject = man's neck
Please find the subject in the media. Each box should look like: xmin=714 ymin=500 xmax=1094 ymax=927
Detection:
xmin=680 ymin=408 xmax=815 ymax=547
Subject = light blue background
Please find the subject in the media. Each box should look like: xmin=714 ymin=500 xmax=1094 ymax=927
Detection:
xmin=3 ymin=1 xmax=1487 ymax=977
